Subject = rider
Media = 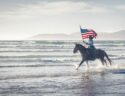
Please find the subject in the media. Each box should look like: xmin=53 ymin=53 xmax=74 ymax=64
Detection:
xmin=83 ymin=35 xmax=96 ymax=59
xmin=83 ymin=35 xmax=95 ymax=49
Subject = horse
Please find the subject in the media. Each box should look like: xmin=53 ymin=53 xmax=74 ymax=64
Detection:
xmin=73 ymin=43 xmax=112 ymax=70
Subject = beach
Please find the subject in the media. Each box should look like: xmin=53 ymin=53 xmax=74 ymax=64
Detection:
xmin=0 ymin=40 xmax=125 ymax=96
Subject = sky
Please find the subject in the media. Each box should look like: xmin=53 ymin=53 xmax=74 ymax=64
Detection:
xmin=0 ymin=0 xmax=125 ymax=40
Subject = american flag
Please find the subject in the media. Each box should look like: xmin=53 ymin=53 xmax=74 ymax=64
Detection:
xmin=80 ymin=26 xmax=97 ymax=39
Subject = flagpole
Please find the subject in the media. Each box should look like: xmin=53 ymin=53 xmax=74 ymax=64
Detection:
xmin=79 ymin=25 xmax=82 ymax=40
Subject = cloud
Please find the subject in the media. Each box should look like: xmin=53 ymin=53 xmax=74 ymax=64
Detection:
xmin=0 ymin=0 xmax=124 ymax=40
xmin=0 ymin=1 xmax=109 ymax=18
xmin=115 ymin=5 xmax=125 ymax=11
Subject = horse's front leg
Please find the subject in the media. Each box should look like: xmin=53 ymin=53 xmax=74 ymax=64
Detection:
xmin=86 ymin=61 xmax=89 ymax=68
xmin=76 ymin=60 xmax=84 ymax=70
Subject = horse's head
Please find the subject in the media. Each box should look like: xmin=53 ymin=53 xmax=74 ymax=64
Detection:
xmin=73 ymin=43 xmax=79 ymax=53
xmin=73 ymin=43 xmax=86 ymax=54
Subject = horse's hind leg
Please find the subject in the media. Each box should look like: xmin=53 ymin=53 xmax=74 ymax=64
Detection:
xmin=102 ymin=57 xmax=108 ymax=66
xmin=104 ymin=59 xmax=108 ymax=66
xmin=100 ymin=58 xmax=105 ymax=66
xmin=101 ymin=60 xmax=104 ymax=66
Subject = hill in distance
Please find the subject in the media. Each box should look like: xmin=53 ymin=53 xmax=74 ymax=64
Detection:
xmin=29 ymin=30 xmax=125 ymax=40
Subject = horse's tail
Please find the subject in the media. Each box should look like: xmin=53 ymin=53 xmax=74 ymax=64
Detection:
xmin=104 ymin=51 xmax=112 ymax=65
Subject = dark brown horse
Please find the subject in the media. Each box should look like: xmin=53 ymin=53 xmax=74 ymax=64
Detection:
xmin=73 ymin=43 xmax=112 ymax=70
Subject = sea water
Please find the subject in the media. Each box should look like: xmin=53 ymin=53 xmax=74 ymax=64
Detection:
xmin=0 ymin=40 xmax=125 ymax=96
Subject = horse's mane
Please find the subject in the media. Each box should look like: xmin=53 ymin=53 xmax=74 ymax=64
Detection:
xmin=76 ymin=43 xmax=86 ymax=50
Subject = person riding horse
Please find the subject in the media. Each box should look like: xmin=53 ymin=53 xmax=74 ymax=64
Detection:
xmin=83 ymin=35 xmax=96 ymax=59
xmin=73 ymin=27 xmax=112 ymax=70
xmin=83 ymin=35 xmax=95 ymax=49
xmin=73 ymin=43 xmax=112 ymax=70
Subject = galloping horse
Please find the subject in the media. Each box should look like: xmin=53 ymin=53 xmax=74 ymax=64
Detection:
xmin=73 ymin=43 xmax=112 ymax=70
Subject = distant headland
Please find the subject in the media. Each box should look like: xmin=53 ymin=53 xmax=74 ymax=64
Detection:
xmin=29 ymin=30 xmax=125 ymax=40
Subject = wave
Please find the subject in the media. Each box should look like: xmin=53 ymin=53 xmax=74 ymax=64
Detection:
xmin=0 ymin=53 xmax=124 ymax=59
xmin=0 ymin=59 xmax=79 ymax=63
xmin=1 ymin=67 xmax=125 ymax=80
xmin=112 ymin=69 xmax=125 ymax=74
xmin=0 ymin=49 xmax=71 ymax=52
xmin=0 ymin=40 xmax=124 ymax=67
xmin=0 ymin=64 xmax=72 ymax=68
xmin=0 ymin=73 xmax=79 ymax=80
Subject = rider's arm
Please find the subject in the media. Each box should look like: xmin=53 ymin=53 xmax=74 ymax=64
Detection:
xmin=83 ymin=40 xmax=88 ymax=45
xmin=83 ymin=40 xmax=89 ymax=48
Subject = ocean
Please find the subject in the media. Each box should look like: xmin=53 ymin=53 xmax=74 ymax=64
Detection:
xmin=0 ymin=40 xmax=125 ymax=96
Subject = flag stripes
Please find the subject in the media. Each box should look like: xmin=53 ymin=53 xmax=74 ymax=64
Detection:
xmin=80 ymin=27 xmax=97 ymax=39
